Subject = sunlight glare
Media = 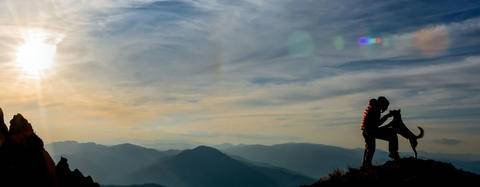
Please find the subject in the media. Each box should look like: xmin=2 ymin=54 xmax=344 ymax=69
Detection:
xmin=15 ymin=29 xmax=59 ymax=77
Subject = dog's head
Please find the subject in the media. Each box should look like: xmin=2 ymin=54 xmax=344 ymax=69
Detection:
xmin=389 ymin=109 xmax=401 ymax=118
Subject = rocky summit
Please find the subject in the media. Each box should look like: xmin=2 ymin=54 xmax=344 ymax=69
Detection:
xmin=304 ymin=158 xmax=480 ymax=186
xmin=0 ymin=112 xmax=99 ymax=187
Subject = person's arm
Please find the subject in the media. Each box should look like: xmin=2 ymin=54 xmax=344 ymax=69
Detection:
xmin=378 ymin=112 xmax=393 ymax=126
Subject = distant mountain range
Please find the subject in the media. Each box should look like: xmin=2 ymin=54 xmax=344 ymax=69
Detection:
xmin=220 ymin=143 xmax=372 ymax=178
xmin=47 ymin=141 xmax=173 ymax=184
xmin=47 ymin=141 xmax=480 ymax=186
xmin=220 ymin=143 xmax=480 ymax=178
xmin=119 ymin=146 xmax=313 ymax=187
xmin=47 ymin=141 xmax=313 ymax=187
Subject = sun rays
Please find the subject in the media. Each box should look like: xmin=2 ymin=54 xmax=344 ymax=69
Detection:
xmin=14 ymin=28 xmax=62 ymax=78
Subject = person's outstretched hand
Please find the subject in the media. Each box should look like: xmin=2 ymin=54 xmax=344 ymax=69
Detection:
xmin=385 ymin=110 xmax=393 ymax=118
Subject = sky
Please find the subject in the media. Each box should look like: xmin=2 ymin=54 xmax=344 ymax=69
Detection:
xmin=0 ymin=0 xmax=479 ymax=154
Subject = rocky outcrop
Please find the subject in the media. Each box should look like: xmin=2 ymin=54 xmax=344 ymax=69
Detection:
xmin=56 ymin=157 xmax=99 ymax=187
xmin=303 ymin=158 xmax=480 ymax=186
xmin=0 ymin=109 xmax=99 ymax=187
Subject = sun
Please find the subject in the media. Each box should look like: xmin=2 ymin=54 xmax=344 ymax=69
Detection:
xmin=15 ymin=29 xmax=58 ymax=77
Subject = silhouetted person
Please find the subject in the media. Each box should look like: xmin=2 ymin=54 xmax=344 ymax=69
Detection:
xmin=361 ymin=96 xmax=399 ymax=168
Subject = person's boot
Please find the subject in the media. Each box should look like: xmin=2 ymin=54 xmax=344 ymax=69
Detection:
xmin=362 ymin=149 xmax=374 ymax=169
xmin=389 ymin=152 xmax=401 ymax=161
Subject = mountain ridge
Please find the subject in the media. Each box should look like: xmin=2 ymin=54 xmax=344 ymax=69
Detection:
xmin=47 ymin=141 xmax=480 ymax=179
xmin=220 ymin=142 xmax=480 ymax=177
xmin=120 ymin=145 xmax=314 ymax=187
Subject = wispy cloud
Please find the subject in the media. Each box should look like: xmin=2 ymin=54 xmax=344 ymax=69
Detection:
xmin=0 ymin=0 xmax=479 ymax=153
xmin=433 ymin=138 xmax=462 ymax=146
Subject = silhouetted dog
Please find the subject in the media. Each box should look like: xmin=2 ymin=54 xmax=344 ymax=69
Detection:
xmin=388 ymin=109 xmax=424 ymax=158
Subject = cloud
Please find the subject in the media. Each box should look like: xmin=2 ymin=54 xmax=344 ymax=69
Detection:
xmin=0 ymin=0 xmax=479 ymax=153
xmin=433 ymin=138 xmax=462 ymax=145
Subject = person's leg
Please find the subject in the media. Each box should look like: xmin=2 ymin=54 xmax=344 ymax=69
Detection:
xmin=374 ymin=127 xmax=399 ymax=160
xmin=362 ymin=131 xmax=375 ymax=167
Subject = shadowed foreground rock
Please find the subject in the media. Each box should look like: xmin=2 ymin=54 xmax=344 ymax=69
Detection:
xmin=57 ymin=157 xmax=100 ymax=187
xmin=0 ymin=112 xmax=99 ymax=187
xmin=303 ymin=158 xmax=480 ymax=186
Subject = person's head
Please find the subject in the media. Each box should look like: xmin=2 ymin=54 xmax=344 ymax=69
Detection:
xmin=368 ymin=98 xmax=377 ymax=107
xmin=377 ymin=96 xmax=389 ymax=113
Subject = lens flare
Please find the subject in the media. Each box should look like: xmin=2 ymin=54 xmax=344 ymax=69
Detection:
xmin=288 ymin=31 xmax=315 ymax=57
xmin=358 ymin=36 xmax=382 ymax=46
xmin=414 ymin=26 xmax=449 ymax=57
xmin=333 ymin=36 xmax=345 ymax=50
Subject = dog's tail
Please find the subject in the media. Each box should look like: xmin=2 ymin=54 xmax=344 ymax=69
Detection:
xmin=416 ymin=127 xmax=424 ymax=139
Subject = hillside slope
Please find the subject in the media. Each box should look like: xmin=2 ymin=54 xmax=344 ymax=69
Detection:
xmin=122 ymin=146 xmax=314 ymax=187
xmin=304 ymin=158 xmax=480 ymax=186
